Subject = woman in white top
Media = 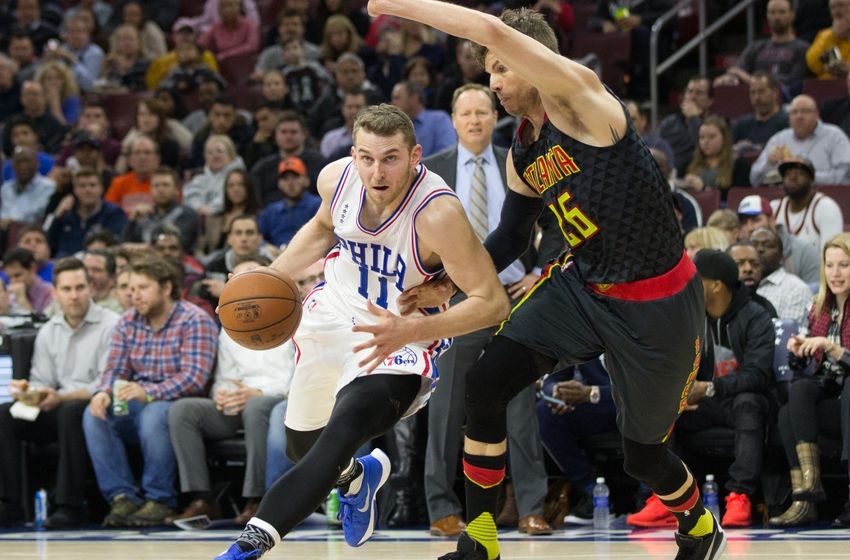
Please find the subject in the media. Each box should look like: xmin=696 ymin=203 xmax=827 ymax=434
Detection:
xmin=183 ymin=134 xmax=246 ymax=217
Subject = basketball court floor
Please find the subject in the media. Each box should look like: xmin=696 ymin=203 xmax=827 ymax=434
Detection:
xmin=3 ymin=521 xmax=850 ymax=559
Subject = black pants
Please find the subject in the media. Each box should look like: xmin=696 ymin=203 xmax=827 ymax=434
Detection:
xmin=777 ymin=377 xmax=845 ymax=468
xmin=676 ymin=392 xmax=768 ymax=495
xmin=0 ymin=399 xmax=90 ymax=508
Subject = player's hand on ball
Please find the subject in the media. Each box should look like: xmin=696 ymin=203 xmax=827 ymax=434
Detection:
xmin=397 ymin=276 xmax=455 ymax=315
xmin=352 ymin=300 xmax=415 ymax=372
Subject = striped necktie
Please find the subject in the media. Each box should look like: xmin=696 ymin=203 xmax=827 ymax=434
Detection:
xmin=469 ymin=156 xmax=488 ymax=242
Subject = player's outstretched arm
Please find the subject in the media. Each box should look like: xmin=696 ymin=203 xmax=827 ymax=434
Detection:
xmin=269 ymin=159 xmax=346 ymax=280
xmin=368 ymin=0 xmax=625 ymax=145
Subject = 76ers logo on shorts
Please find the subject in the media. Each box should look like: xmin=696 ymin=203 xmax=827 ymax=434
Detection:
xmin=384 ymin=346 xmax=418 ymax=367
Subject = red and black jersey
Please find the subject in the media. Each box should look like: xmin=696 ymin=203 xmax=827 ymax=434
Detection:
xmin=511 ymin=107 xmax=683 ymax=284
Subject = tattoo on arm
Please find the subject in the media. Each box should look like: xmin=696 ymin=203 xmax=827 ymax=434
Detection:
xmin=609 ymin=124 xmax=622 ymax=144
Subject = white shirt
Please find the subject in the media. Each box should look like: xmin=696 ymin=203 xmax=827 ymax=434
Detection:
xmin=772 ymin=192 xmax=844 ymax=251
xmin=213 ymin=331 xmax=295 ymax=397
xmin=756 ymin=267 xmax=813 ymax=326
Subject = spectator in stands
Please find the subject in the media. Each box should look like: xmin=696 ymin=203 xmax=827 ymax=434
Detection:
xmin=367 ymin=27 xmax=405 ymax=101
xmin=658 ymin=76 xmax=714 ymax=176
xmin=173 ymin=0 xmax=260 ymax=38
xmin=625 ymin=100 xmax=675 ymax=169
xmin=391 ymin=80 xmax=456 ymax=158
xmin=183 ymin=135 xmax=246 ymax=217
xmin=46 ymin=168 xmax=126 ymax=258
xmin=123 ymin=166 xmax=200 ymax=253
xmin=820 ymin=71 xmax=850 ymax=138
xmin=2 ymin=81 xmax=67 ymax=156
xmin=773 ymin=156 xmax=845 ymax=251
xmin=259 ymin=69 xmax=295 ymax=112
xmin=433 ymin=39 xmax=485 ymax=112
xmin=320 ymin=14 xmax=369 ymax=73
xmin=771 ymin=232 xmax=850 ymax=527
xmin=65 ymin=0 xmax=112 ymax=31
xmin=17 ymin=226 xmax=54 ymax=282
xmin=684 ymin=225 xmax=729 ymax=259
xmin=252 ymin=112 xmax=326 ymax=204
xmin=398 ymin=19 xmax=444 ymax=69
xmin=198 ymin=0 xmax=260 ymax=63
xmin=1 ymin=146 xmax=55 ymax=227
xmin=320 ymin=89 xmax=367 ymax=160
xmin=732 ymin=71 xmax=789 ymax=160
xmin=59 ymin=99 xmax=122 ymax=168
xmin=258 ymin=156 xmax=321 ymax=248
xmin=8 ymin=31 xmax=38 ymax=83
xmin=115 ymin=1 xmax=167 ymax=61
xmin=3 ymin=117 xmax=55 ymax=181
xmin=706 ymin=209 xmax=741 ymax=245
xmin=728 ymin=240 xmax=764 ymax=291
xmin=244 ymin=101 xmax=283 ymax=169
xmin=806 ymin=0 xmax=850 ymax=78
xmin=82 ymin=249 xmax=123 ymax=313
xmin=2 ymin=247 xmax=54 ymax=314
xmin=751 ymin=95 xmax=850 ymax=185
xmin=0 ymin=54 xmax=22 ymax=122
xmin=146 ymin=25 xmax=221 ymax=91
xmin=536 ymin=358 xmax=615 ymax=526
xmin=14 ymin=0 xmax=60 ymax=55
xmin=83 ymin=254 xmax=217 ymax=527
xmin=169 ymin=256 xmax=294 ymax=525
xmin=113 ymin=268 xmax=132 ymax=310
xmin=750 ymin=227 xmax=813 ymax=325
xmin=681 ymin=116 xmax=747 ymax=194
xmin=282 ymin=37 xmax=332 ymax=114
xmin=97 ymin=24 xmax=149 ymax=92
xmin=650 ymin=147 xmax=701 ymax=234
xmin=252 ymin=8 xmax=321 ymax=80
xmin=58 ymin=130 xmax=115 ymax=189
xmin=715 ymin=0 xmax=809 ymax=101
xmin=83 ymin=229 xmax=119 ymax=252
xmin=154 ymin=86 xmax=189 ymax=123
xmin=308 ymin=52 xmax=384 ymax=139
xmin=180 ymin=74 xmax=226 ymax=135
xmin=309 ymin=0 xmax=370 ymax=43
xmin=643 ymin=250 xmax=774 ymax=528
xmin=45 ymin=14 xmax=104 ymax=93
xmin=152 ymin=225 xmax=214 ymax=318
xmin=0 ymin=257 xmax=119 ymax=528
xmin=198 ymin=169 xmax=261 ymax=255
xmin=402 ymin=56 xmax=437 ymax=108
xmin=737 ymin=194 xmax=821 ymax=285
xmin=104 ymin=135 xmax=159 ymax=214
xmin=109 ymin=0 xmax=178 ymax=40
xmin=117 ymin=99 xmax=185 ymax=172
xmin=189 ymin=95 xmax=253 ymax=169
xmin=204 ymin=214 xmax=268 ymax=279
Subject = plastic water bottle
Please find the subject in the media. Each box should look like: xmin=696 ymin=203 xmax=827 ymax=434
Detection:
xmin=593 ymin=477 xmax=610 ymax=530
xmin=34 ymin=488 xmax=47 ymax=530
xmin=702 ymin=474 xmax=720 ymax=519
xmin=325 ymin=488 xmax=341 ymax=526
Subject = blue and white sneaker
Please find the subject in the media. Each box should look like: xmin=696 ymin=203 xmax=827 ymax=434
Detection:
xmin=213 ymin=543 xmax=263 ymax=559
xmin=338 ymin=448 xmax=391 ymax=547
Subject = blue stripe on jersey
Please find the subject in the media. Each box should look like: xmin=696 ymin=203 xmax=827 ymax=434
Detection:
xmin=329 ymin=160 xmax=354 ymax=215
xmin=409 ymin=188 xmax=457 ymax=277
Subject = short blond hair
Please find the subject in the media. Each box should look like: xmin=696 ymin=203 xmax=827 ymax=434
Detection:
xmin=352 ymin=104 xmax=416 ymax=150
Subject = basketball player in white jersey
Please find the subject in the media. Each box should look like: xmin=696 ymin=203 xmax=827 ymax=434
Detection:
xmin=215 ymin=104 xmax=509 ymax=559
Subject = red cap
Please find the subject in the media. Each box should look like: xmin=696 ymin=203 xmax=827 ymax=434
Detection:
xmin=278 ymin=156 xmax=307 ymax=176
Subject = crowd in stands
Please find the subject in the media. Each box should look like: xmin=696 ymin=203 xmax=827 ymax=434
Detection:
xmin=0 ymin=0 xmax=849 ymax=537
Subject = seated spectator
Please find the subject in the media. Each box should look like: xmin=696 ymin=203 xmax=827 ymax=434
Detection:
xmin=680 ymin=116 xmax=748 ymax=195
xmin=65 ymin=0 xmax=113 ymax=30
xmin=123 ymin=166 xmax=200 ymax=253
xmin=83 ymin=249 xmax=123 ymax=313
xmin=649 ymin=147 xmax=701 ymax=234
xmin=244 ymin=102 xmax=284 ymax=169
xmin=773 ymin=156 xmax=844 ymax=251
xmin=169 ymin=255 xmax=295 ymax=525
xmin=398 ymin=19 xmax=443 ymax=69
xmin=258 ymin=156 xmax=321 ymax=248
xmin=203 ymin=214 xmax=270 ymax=278
xmin=0 ymin=257 xmax=119 ymax=528
xmin=715 ymin=0 xmax=809 ymax=101
xmin=152 ymin=226 xmax=214 ymax=318
xmin=367 ymin=27 xmax=407 ymax=101
xmin=115 ymin=1 xmax=167 ymax=61
xmin=658 ymin=76 xmax=714 ymax=177
xmin=109 ymin=0 xmax=178 ymax=38
xmin=805 ymin=0 xmax=850 ymax=79
xmin=283 ymin=37 xmax=332 ymax=114
xmin=684 ymin=226 xmax=729 ymax=259
xmin=252 ymin=112 xmax=326 ymax=203
xmin=2 ymin=80 xmax=67 ymax=156
xmin=58 ymin=130 xmax=115 ymax=190
xmin=43 ymin=14 xmax=104 ymax=93
xmin=750 ymin=227 xmax=813 ymax=325
xmin=732 ymin=71 xmax=789 ymax=161
xmin=320 ymin=14 xmax=371 ymax=73
xmin=14 ymin=0 xmax=60 ymax=55
xmin=183 ymin=135 xmax=246 ymax=217
xmin=173 ymin=0 xmax=259 ymax=37
xmin=56 ymin=99 xmax=122 ymax=169
xmin=117 ymin=99 xmax=185 ymax=172
xmin=96 ymin=24 xmax=149 ymax=93
xmin=706 ymin=209 xmax=740 ymax=246
xmin=820 ymin=71 xmax=850 ymax=139
xmin=1 ymin=146 xmax=56 ymax=226
xmin=83 ymin=229 xmax=119 ymax=252
xmin=2 ymin=247 xmax=54 ymax=314
xmin=145 ymin=24 xmax=221 ymax=91
xmin=82 ymin=255 xmax=217 ymax=527
xmin=8 ymin=31 xmax=39 ymax=83
xmin=180 ymin=74 xmax=226 ymax=135
xmin=252 ymin=8 xmax=321 ymax=80
xmin=17 ymin=225 xmax=55 ymax=283
xmin=391 ymin=80 xmax=456 ymax=158
xmin=189 ymin=95 xmax=253 ymax=169
xmin=536 ymin=358 xmax=615 ymax=525
xmin=154 ymin=86 xmax=190 ymax=123
xmin=2 ymin=117 xmax=55 ymax=181
xmin=737 ymin=194 xmax=820 ymax=286
xmin=35 ymin=60 xmax=82 ymax=127
xmin=158 ymin=41 xmax=225 ymax=100
xmin=105 ymin=135 xmax=159 ymax=215
xmin=625 ymin=100 xmax=675 ymax=169
xmin=46 ymin=168 xmax=126 ymax=258
xmin=113 ymin=268 xmax=132 ymax=310
xmin=197 ymin=169 xmax=261 ymax=256
xmin=320 ymin=89 xmax=367 ymax=160
xmin=727 ymin=240 xmax=778 ymax=319
xmin=197 ymin=0 xmax=260 ymax=62
xmin=402 ymin=56 xmax=436 ymax=108
xmin=0 ymin=54 xmax=22 ymax=122
xmin=771 ymin=232 xmax=850 ymax=528
xmin=750 ymin=95 xmax=850 ymax=185
xmin=433 ymin=39 xmax=486 ymax=114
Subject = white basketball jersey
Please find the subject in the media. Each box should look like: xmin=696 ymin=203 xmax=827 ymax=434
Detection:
xmin=321 ymin=158 xmax=457 ymax=321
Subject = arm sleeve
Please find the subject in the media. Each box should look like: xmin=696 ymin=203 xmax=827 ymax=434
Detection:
xmin=482 ymin=189 xmax=544 ymax=273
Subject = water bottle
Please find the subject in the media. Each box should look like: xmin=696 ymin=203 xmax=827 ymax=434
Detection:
xmin=702 ymin=474 xmax=720 ymax=519
xmin=325 ymin=488 xmax=341 ymax=526
xmin=592 ymin=476 xmax=610 ymax=530
xmin=34 ymin=488 xmax=47 ymax=530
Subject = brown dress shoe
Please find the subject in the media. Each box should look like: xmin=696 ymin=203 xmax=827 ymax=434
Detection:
xmin=234 ymin=500 xmax=260 ymax=526
xmin=167 ymin=499 xmax=222 ymax=525
xmin=518 ymin=514 xmax=554 ymax=536
xmin=429 ymin=514 xmax=466 ymax=537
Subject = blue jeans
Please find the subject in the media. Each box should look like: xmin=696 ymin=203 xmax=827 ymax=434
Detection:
xmin=83 ymin=399 xmax=177 ymax=507
xmin=265 ymin=400 xmax=294 ymax=489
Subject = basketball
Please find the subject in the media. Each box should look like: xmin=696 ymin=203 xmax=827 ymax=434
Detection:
xmin=218 ymin=268 xmax=302 ymax=350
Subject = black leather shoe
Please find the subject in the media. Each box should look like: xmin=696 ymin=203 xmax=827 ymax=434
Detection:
xmin=44 ymin=506 xmax=87 ymax=529
xmin=833 ymin=500 xmax=850 ymax=528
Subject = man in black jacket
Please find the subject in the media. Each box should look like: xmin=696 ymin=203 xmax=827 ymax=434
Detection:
xmin=680 ymin=250 xmax=775 ymax=528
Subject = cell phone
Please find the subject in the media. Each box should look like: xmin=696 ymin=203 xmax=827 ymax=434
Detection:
xmin=541 ymin=393 xmax=568 ymax=407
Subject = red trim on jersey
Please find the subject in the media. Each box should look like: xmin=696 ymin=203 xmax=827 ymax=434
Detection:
xmin=588 ymin=251 xmax=695 ymax=302
xmin=292 ymin=338 xmax=302 ymax=366
xmin=356 ymin=166 xmax=427 ymax=236
xmin=462 ymin=459 xmax=506 ymax=489
xmin=329 ymin=160 xmax=354 ymax=215
xmin=421 ymin=352 xmax=431 ymax=378
xmin=664 ymin=486 xmax=700 ymax=513
xmin=409 ymin=189 xmax=456 ymax=276
xmin=323 ymin=249 xmax=340 ymax=266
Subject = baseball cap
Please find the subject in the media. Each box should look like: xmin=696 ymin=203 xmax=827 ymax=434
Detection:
xmin=694 ymin=249 xmax=739 ymax=291
xmin=278 ymin=156 xmax=307 ymax=176
xmin=72 ymin=131 xmax=101 ymax=150
xmin=737 ymin=194 xmax=772 ymax=217
xmin=778 ymin=156 xmax=815 ymax=178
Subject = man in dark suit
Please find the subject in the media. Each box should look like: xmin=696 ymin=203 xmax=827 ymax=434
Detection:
xmin=422 ymin=83 xmax=563 ymax=538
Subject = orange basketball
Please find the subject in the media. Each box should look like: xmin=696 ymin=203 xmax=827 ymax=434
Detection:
xmin=218 ymin=269 xmax=302 ymax=350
